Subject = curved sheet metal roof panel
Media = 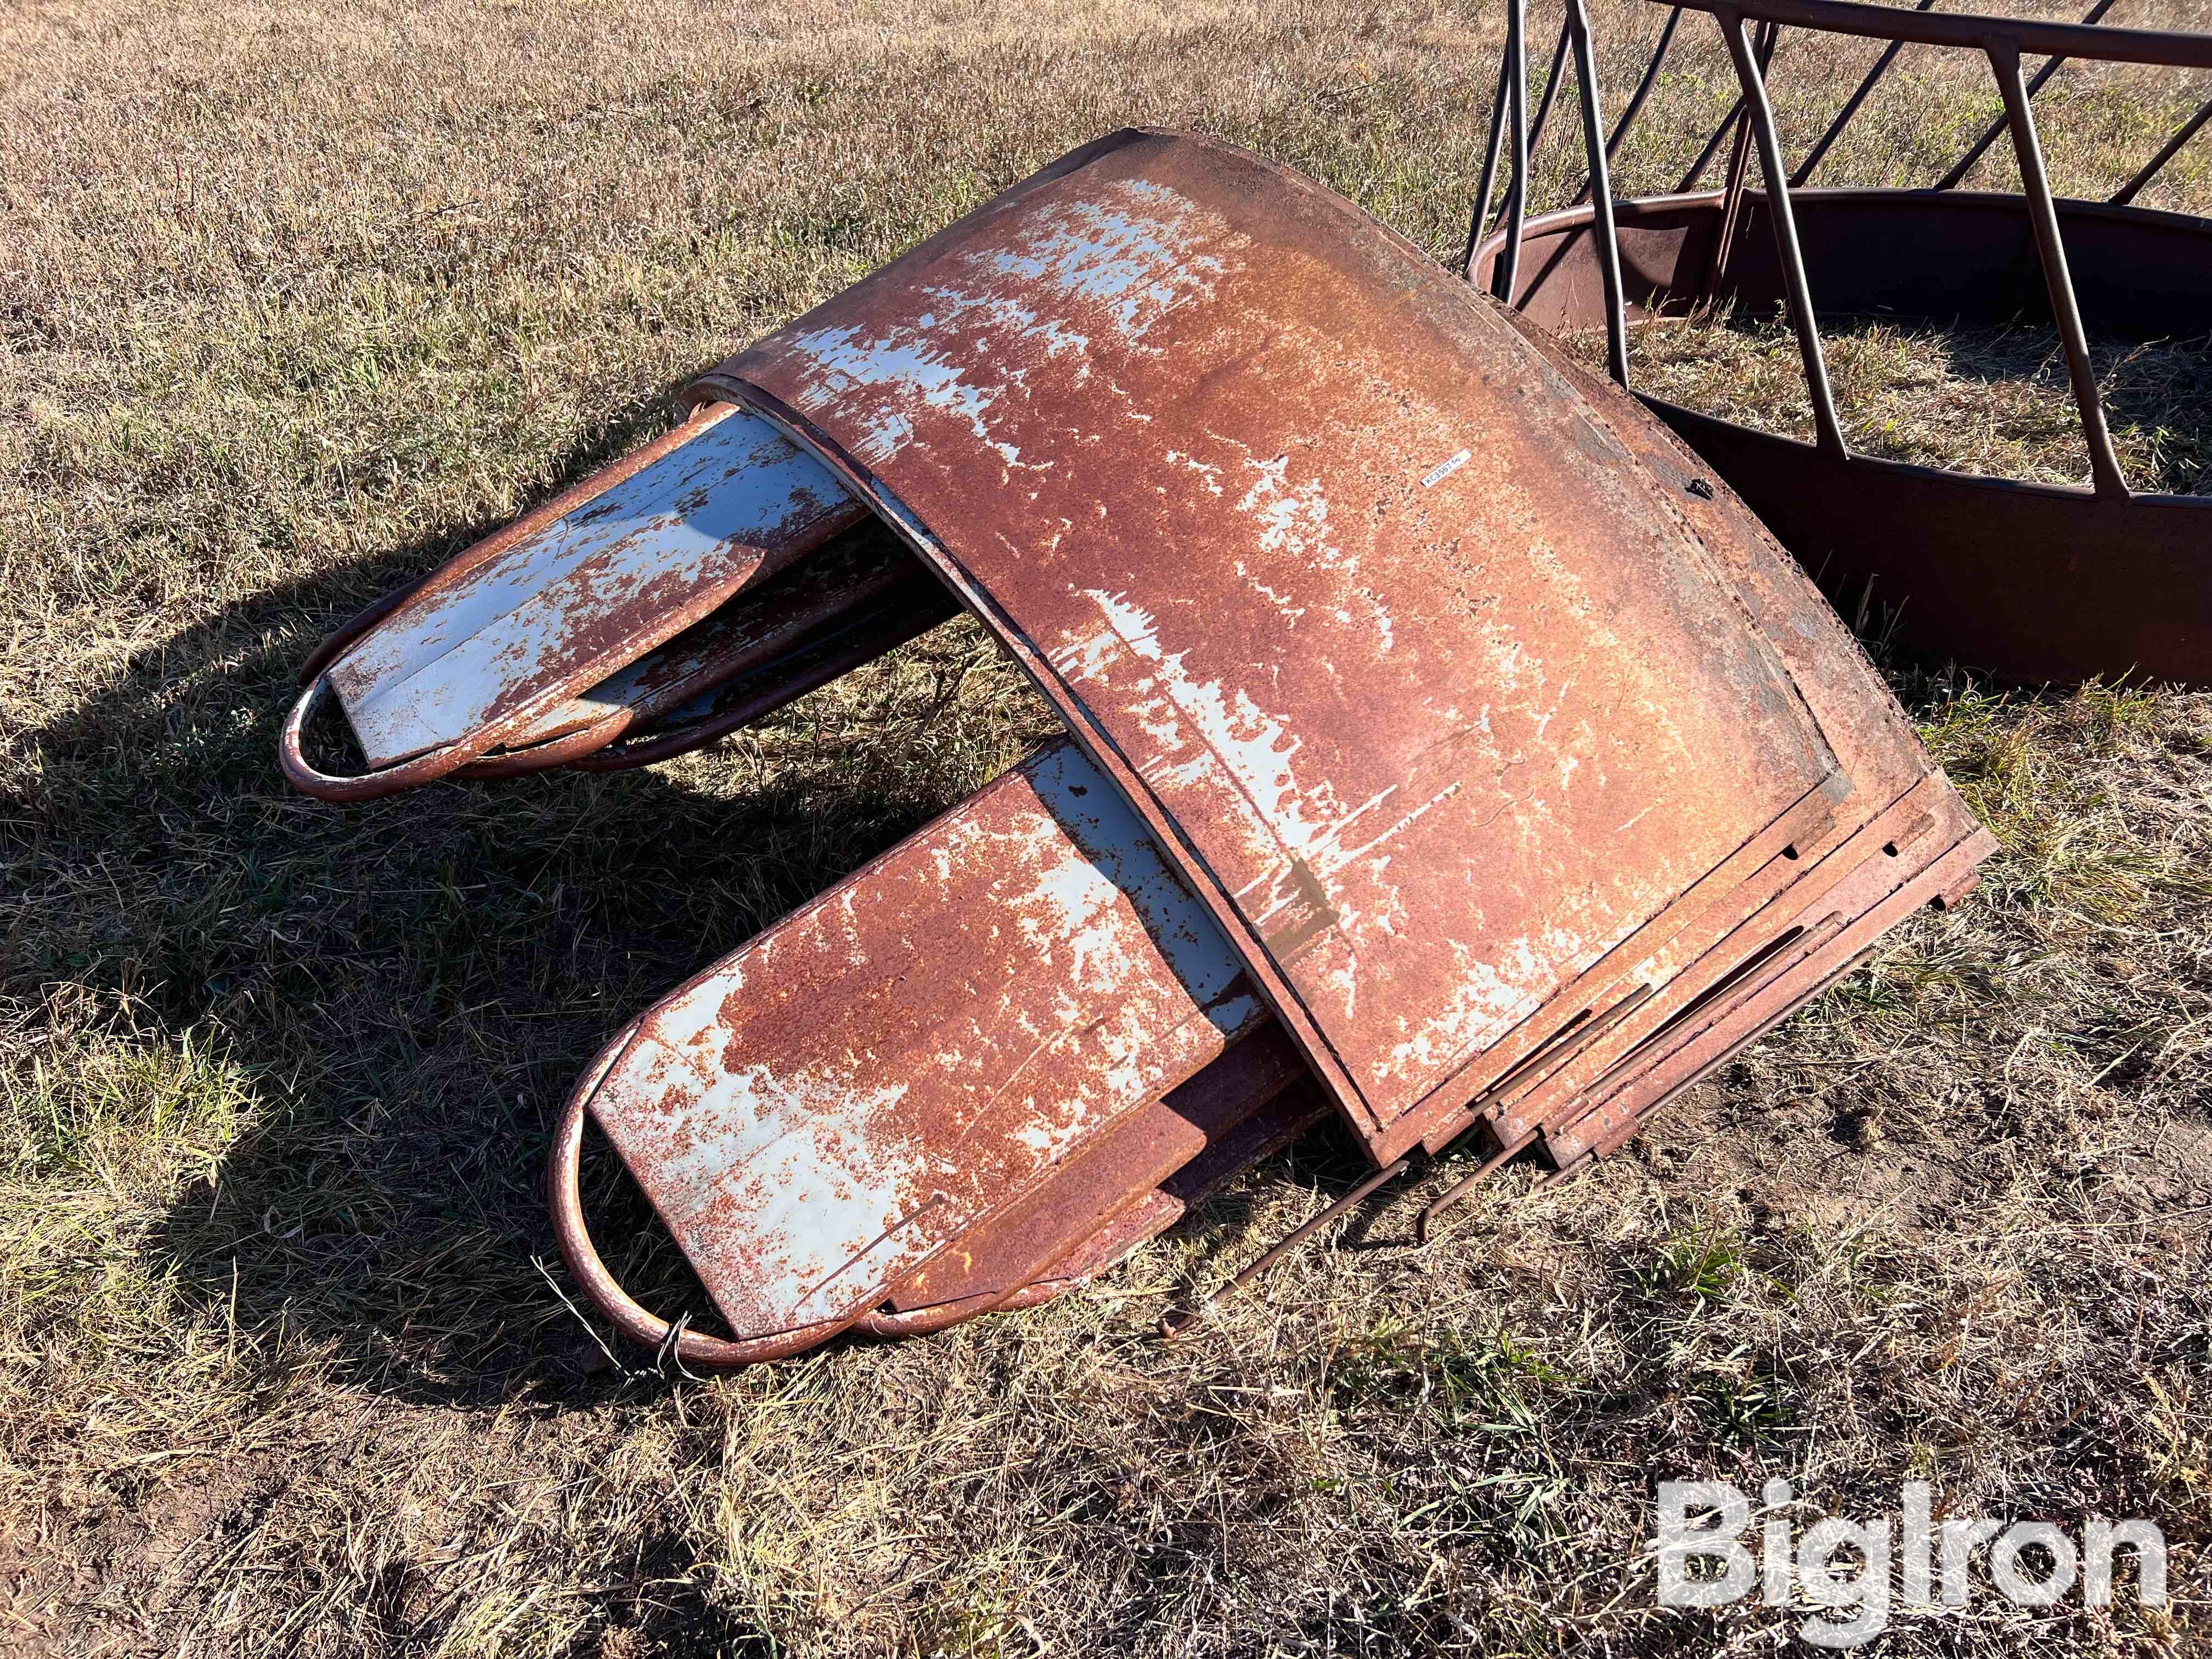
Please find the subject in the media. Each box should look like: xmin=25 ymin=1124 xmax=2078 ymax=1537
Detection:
xmin=697 ymin=129 xmax=1855 ymax=1150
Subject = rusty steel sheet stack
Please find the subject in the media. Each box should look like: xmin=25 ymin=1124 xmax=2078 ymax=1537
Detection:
xmin=282 ymin=128 xmax=1994 ymax=1365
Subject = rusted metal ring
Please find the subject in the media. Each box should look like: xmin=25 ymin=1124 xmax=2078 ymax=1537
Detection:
xmin=278 ymin=673 xmax=477 ymax=803
xmin=547 ymin=1038 xmax=850 ymax=1369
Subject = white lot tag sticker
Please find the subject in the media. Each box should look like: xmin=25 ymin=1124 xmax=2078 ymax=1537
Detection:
xmin=1422 ymin=448 xmax=1471 ymax=488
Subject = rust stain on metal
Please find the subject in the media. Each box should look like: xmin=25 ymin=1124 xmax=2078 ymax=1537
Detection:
xmin=457 ymin=522 xmax=924 ymax=771
xmin=283 ymin=403 xmax=871 ymax=798
xmin=565 ymin=575 xmax=959 ymax=773
xmin=329 ymin=403 xmax=861 ymax=768
xmin=888 ymin=1024 xmax=1310 ymax=1313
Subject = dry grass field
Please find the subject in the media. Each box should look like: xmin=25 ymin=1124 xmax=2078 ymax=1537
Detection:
xmin=3 ymin=0 xmax=2210 ymax=1652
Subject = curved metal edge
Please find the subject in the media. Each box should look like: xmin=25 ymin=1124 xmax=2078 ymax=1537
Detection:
xmin=285 ymin=400 xmax=828 ymax=797
xmin=546 ymin=1028 xmax=854 ymax=1369
xmin=296 ymin=570 xmax=435 ymax=686
xmin=450 ymin=530 xmax=935 ymax=781
xmin=683 ymin=370 xmax=1376 ymax=1147
xmin=278 ymin=673 xmax=478 ymax=803
xmin=850 ymin=1298 xmax=996 ymax=1339
xmin=294 ymin=403 xmax=736 ymax=689
xmin=1644 ymin=399 xmax=2210 ymax=685
xmin=451 ymin=710 xmax=632 ymax=780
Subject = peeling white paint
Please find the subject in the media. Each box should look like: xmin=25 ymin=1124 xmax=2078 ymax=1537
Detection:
xmin=332 ymin=407 xmax=849 ymax=765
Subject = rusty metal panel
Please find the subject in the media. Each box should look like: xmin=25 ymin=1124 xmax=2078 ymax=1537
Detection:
xmin=562 ymin=575 xmax=960 ymax=773
xmin=326 ymin=403 xmax=864 ymax=769
xmin=1012 ymin=1073 xmax=1330 ymax=1288
xmin=1509 ymin=308 xmax=1933 ymax=810
xmin=1546 ymin=823 xmax=1997 ymax=1164
xmin=458 ymin=523 xmax=921 ymax=771
xmin=1476 ymin=776 xmax=1967 ymax=1149
xmin=887 ymin=1024 xmax=1310 ymax=1313
xmin=578 ymin=736 xmax=1268 ymax=1344
xmin=698 ymin=128 xmax=1865 ymax=1159
xmin=895 ymin=1065 xmax=1331 ymax=1327
xmin=259 ymin=121 xmax=2010 ymax=1368
xmin=1506 ymin=801 xmax=1979 ymax=1150
xmin=844 ymin=1060 xmax=1322 ymax=1339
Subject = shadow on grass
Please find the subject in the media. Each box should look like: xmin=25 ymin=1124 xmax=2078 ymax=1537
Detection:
xmin=8 ymin=409 xmax=989 ymax=1412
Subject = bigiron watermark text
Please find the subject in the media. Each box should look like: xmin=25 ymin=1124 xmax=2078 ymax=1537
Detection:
xmin=1650 ymin=1479 xmax=2166 ymax=1647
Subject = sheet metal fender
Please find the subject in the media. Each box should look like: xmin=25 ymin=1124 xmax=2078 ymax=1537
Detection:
xmin=689 ymin=128 xmax=1887 ymax=1160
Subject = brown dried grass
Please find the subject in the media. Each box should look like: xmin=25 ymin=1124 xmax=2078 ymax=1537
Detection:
xmin=2 ymin=0 xmax=2208 ymax=1653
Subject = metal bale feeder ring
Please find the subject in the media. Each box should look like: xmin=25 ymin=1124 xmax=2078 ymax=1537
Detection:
xmin=1468 ymin=0 xmax=2212 ymax=688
